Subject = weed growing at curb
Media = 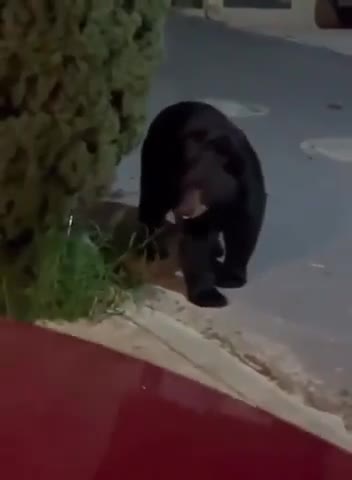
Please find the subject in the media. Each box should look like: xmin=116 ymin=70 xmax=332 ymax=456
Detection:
xmin=0 ymin=223 xmax=148 ymax=323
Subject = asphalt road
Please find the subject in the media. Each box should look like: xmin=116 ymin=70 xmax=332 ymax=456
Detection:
xmin=116 ymin=13 xmax=352 ymax=392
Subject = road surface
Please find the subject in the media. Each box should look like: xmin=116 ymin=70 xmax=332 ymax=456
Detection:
xmin=115 ymin=13 xmax=352 ymax=395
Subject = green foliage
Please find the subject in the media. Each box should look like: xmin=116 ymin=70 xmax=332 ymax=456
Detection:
xmin=16 ymin=229 xmax=121 ymax=322
xmin=0 ymin=0 xmax=169 ymax=319
xmin=1 ymin=224 xmax=144 ymax=322
xmin=0 ymin=0 xmax=169 ymax=245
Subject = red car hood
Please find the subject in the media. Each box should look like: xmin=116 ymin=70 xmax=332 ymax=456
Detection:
xmin=0 ymin=321 xmax=351 ymax=480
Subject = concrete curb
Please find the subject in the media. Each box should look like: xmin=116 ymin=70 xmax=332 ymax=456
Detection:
xmin=186 ymin=3 xmax=318 ymax=29
xmin=42 ymin=314 xmax=235 ymax=399
xmin=131 ymin=306 xmax=352 ymax=453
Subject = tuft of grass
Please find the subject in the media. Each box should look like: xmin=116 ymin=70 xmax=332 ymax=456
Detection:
xmin=0 ymin=223 xmax=146 ymax=323
xmin=0 ymin=204 xmax=166 ymax=323
xmin=26 ymin=229 xmax=118 ymax=321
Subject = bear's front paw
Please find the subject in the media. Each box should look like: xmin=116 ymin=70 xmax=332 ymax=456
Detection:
xmin=188 ymin=287 xmax=228 ymax=308
xmin=214 ymin=261 xmax=247 ymax=289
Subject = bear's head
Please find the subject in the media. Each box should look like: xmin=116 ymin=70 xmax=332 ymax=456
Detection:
xmin=179 ymin=149 xmax=238 ymax=214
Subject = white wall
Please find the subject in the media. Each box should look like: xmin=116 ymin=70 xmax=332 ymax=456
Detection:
xmin=204 ymin=0 xmax=329 ymax=29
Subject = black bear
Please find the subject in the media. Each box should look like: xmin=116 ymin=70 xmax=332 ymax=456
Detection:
xmin=138 ymin=101 xmax=267 ymax=308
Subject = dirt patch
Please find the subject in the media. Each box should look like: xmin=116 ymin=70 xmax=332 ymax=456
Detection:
xmin=146 ymin=285 xmax=352 ymax=432
xmin=88 ymin=200 xmax=187 ymax=292
xmin=203 ymin=330 xmax=352 ymax=431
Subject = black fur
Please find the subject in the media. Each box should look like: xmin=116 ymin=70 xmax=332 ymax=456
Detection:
xmin=138 ymin=101 xmax=267 ymax=308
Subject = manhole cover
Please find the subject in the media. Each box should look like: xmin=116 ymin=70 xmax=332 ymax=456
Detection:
xmin=301 ymin=138 xmax=352 ymax=163
xmin=200 ymin=98 xmax=269 ymax=120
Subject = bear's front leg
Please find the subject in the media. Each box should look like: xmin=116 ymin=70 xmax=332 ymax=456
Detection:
xmin=210 ymin=232 xmax=224 ymax=260
xmin=178 ymin=232 xmax=228 ymax=308
xmin=214 ymin=210 xmax=263 ymax=289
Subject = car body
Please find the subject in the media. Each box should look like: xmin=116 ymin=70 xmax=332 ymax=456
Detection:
xmin=0 ymin=321 xmax=351 ymax=479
